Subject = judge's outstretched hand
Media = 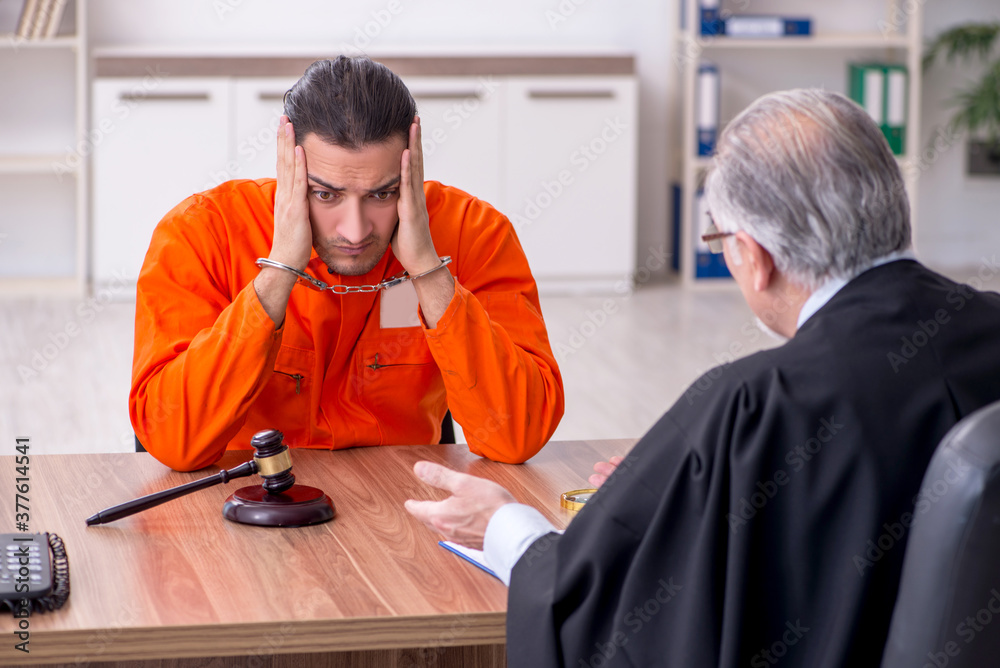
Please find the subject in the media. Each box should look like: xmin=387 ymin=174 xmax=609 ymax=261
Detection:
xmin=405 ymin=461 xmax=516 ymax=551
xmin=589 ymin=455 xmax=625 ymax=488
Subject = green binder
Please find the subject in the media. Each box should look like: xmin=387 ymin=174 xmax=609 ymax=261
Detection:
xmin=849 ymin=63 xmax=907 ymax=155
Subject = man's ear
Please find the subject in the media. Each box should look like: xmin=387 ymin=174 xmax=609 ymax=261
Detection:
xmin=734 ymin=231 xmax=775 ymax=292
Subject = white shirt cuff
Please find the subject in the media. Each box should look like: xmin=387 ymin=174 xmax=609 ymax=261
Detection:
xmin=483 ymin=503 xmax=560 ymax=586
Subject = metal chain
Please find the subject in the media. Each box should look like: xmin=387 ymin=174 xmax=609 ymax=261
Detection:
xmin=328 ymin=282 xmax=391 ymax=294
xmin=255 ymin=257 xmax=451 ymax=294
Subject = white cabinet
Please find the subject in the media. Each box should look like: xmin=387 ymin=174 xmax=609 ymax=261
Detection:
xmin=404 ymin=75 xmax=505 ymax=209
xmin=91 ymin=60 xmax=639 ymax=294
xmin=91 ymin=77 xmax=230 ymax=287
xmin=409 ymin=73 xmax=638 ymax=292
xmin=230 ymin=77 xmax=299 ymax=184
xmin=504 ymin=77 xmax=637 ymax=291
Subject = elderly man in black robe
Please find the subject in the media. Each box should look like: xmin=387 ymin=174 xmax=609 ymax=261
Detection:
xmin=405 ymin=88 xmax=1000 ymax=667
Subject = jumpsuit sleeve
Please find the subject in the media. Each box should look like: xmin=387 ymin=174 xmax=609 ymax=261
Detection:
xmin=129 ymin=195 xmax=282 ymax=471
xmin=422 ymin=196 xmax=564 ymax=463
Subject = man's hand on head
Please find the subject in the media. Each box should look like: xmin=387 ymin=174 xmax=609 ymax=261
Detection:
xmin=404 ymin=461 xmax=516 ymax=551
xmin=271 ymin=115 xmax=314 ymax=272
xmin=392 ymin=116 xmax=440 ymax=276
xmin=394 ymin=116 xmax=456 ymax=328
xmin=254 ymin=115 xmax=313 ymax=327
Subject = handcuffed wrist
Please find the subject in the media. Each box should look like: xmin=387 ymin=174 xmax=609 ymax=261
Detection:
xmin=407 ymin=256 xmax=453 ymax=282
xmin=404 ymin=251 xmax=448 ymax=278
xmin=255 ymin=256 xmax=451 ymax=293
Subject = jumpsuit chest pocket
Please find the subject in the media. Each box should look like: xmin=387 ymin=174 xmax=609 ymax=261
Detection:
xmin=269 ymin=345 xmax=315 ymax=398
xmin=356 ymin=331 xmax=438 ymax=409
xmin=249 ymin=345 xmax=316 ymax=447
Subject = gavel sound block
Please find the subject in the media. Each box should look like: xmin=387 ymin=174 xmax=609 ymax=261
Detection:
xmin=85 ymin=429 xmax=335 ymax=528
xmin=222 ymin=429 xmax=335 ymax=527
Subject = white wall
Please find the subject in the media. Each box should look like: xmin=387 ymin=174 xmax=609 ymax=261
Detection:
xmin=89 ymin=0 xmax=678 ymax=278
xmin=88 ymin=0 xmax=1000 ymax=277
xmin=919 ymin=0 xmax=1000 ymax=271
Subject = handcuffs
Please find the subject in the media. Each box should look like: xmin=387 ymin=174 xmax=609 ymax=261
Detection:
xmin=255 ymin=256 xmax=452 ymax=294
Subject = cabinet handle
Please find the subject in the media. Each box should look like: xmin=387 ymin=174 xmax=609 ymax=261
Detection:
xmin=258 ymin=92 xmax=287 ymax=101
xmin=118 ymin=92 xmax=211 ymax=102
xmin=412 ymin=91 xmax=482 ymax=101
xmin=528 ymin=90 xmax=616 ymax=100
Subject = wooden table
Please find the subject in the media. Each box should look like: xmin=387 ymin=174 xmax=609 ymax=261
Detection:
xmin=0 ymin=439 xmax=633 ymax=667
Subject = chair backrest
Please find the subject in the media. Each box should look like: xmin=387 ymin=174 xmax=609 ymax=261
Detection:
xmin=439 ymin=409 xmax=456 ymax=445
xmin=880 ymin=399 xmax=1000 ymax=668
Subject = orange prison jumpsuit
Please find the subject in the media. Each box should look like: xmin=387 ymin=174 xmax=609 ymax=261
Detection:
xmin=130 ymin=179 xmax=564 ymax=471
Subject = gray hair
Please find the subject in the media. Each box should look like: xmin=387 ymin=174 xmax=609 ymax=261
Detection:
xmin=705 ymin=88 xmax=911 ymax=289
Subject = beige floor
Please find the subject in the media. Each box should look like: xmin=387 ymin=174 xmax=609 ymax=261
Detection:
xmin=2 ymin=280 xmax=782 ymax=456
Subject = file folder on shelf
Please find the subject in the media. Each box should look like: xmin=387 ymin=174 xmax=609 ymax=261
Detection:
xmin=724 ymin=16 xmax=812 ymax=38
xmin=883 ymin=66 xmax=907 ymax=155
xmin=694 ymin=188 xmax=731 ymax=279
xmin=671 ymin=184 xmax=731 ymax=280
xmin=700 ymin=0 xmax=723 ymax=36
xmin=697 ymin=62 xmax=720 ymax=157
xmin=849 ymin=63 xmax=908 ymax=155
xmin=671 ymin=184 xmax=681 ymax=274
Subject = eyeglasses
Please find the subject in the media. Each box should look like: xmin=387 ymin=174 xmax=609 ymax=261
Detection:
xmin=701 ymin=222 xmax=735 ymax=254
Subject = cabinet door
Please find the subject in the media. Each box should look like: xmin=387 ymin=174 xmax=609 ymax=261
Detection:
xmin=231 ymin=77 xmax=300 ymax=183
xmin=402 ymin=76 xmax=504 ymax=208
xmin=503 ymin=76 xmax=637 ymax=292
xmin=91 ymin=77 xmax=231 ymax=288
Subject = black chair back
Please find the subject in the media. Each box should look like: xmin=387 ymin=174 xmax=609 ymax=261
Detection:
xmin=439 ymin=409 xmax=456 ymax=445
xmin=881 ymin=400 xmax=1000 ymax=667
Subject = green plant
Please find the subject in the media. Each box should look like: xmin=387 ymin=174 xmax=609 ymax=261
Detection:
xmin=924 ymin=22 xmax=1000 ymax=150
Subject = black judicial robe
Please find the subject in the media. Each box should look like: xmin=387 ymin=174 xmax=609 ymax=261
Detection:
xmin=508 ymin=260 xmax=1000 ymax=667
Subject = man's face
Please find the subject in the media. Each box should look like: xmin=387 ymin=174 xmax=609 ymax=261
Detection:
xmin=301 ymin=133 xmax=406 ymax=276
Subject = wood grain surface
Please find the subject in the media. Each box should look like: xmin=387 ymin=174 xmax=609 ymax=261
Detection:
xmin=0 ymin=439 xmax=634 ymax=666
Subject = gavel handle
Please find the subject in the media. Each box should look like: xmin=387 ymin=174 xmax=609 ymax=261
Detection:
xmin=85 ymin=461 xmax=259 ymax=526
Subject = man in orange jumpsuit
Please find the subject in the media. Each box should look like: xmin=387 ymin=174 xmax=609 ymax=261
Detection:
xmin=129 ymin=56 xmax=564 ymax=471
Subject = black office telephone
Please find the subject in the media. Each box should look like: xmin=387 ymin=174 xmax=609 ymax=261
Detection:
xmin=0 ymin=533 xmax=70 ymax=614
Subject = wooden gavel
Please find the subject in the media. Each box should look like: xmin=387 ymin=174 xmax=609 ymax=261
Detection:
xmin=86 ymin=429 xmax=335 ymax=527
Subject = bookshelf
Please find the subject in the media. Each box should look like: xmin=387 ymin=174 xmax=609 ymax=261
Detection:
xmin=0 ymin=0 xmax=88 ymax=295
xmin=676 ymin=0 xmax=924 ymax=287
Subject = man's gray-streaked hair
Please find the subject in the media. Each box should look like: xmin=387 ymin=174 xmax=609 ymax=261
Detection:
xmin=705 ymin=88 xmax=911 ymax=289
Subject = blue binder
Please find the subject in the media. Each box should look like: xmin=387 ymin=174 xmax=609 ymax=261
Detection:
xmin=697 ymin=62 xmax=720 ymax=157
